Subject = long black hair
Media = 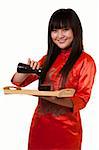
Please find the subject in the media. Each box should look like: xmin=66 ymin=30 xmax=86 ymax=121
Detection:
xmin=39 ymin=8 xmax=83 ymax=89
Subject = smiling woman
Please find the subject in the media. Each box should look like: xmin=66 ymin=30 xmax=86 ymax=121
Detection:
xmin=51 ymin=28 xmax=74 ymax=49
xmin=11 ymin=8 xmax=96 ymax=150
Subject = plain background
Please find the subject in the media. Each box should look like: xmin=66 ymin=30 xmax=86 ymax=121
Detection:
xmin=0 ymin=0 xmax=98 ymax=149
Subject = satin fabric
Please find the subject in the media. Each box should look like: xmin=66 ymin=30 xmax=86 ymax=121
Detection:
xmin=12 ymin=49 xmax=96 ymax=150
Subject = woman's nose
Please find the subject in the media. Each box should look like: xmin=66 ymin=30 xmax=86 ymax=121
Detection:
xmin=57 ymin=30 xmax=65 ymax=38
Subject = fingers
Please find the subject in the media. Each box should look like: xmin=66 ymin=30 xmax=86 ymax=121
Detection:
xmin=31 ymin=61 xmax=38 ymax=70
xmin=27 ymin=58 xmax=31 ymax=65
xmin=36 ymin=63 xmax=40 ymax=70
xmin=27 ymin=58 xmax=40 ymax=70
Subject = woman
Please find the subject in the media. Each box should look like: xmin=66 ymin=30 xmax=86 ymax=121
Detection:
xmin=11 ymin=8 xmax=96 ymax=150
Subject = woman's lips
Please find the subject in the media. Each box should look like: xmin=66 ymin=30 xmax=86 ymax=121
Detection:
xmin=58 ymin=40 xmax=67 ymax=43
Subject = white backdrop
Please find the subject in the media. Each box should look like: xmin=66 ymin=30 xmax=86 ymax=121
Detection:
xmin=0 ymin=0 xmax=98 ymax=149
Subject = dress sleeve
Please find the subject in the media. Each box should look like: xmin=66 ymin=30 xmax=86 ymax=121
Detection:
xmin=11 ymin=55 xmax=46 ymax=87
xmin=71 ymin=56 xmax=96 ymax=113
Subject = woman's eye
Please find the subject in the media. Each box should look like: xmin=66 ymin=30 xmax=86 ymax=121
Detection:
xmin=63 ymin=28 xmax=69 ymax=31
xmin=52 ymin=29 xmax=57 ymax=32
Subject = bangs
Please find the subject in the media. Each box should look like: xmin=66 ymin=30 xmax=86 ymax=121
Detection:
xmin=49 ymin=10 xmax=71 ymax=30
xmin=50 ymin=18 xmax=70 ymax=30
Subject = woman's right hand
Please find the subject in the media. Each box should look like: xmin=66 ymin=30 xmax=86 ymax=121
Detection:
xmin=12 ymin=58 xmax=40 ymax=84
xmin=27 ymin=58 xmax=40 ymax=70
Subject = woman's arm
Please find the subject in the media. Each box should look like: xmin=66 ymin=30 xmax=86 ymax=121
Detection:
xmin=40 ymin=55 xmax=96 ymax=110
xmin=12 ymin=58 xmax=39 ymax=82
xmin=40 ymin=96 xmax=73 ymax=108
xmin=11 ymin=56 xmax=46 ymax=87
xmin=12 ymin=72 xmax=30 ymax=83
xmin=11 ymin=58 xmax=41 ymax=86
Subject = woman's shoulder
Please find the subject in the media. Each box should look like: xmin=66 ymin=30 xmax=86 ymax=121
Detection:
xmin=80 ymin=51 xmax=96 ymax=65
xmin=74 ymin=51 xmax=96 ymax=72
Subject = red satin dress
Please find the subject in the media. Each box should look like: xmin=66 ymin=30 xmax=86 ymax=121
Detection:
xmin=12 ymin=49 xmax=96 ymax=150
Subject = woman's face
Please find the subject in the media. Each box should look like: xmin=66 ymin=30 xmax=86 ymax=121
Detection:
xmin=51 ymin=28 xmax=74 ymax=49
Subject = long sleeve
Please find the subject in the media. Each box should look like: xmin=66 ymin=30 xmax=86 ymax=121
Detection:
xmin=11 ymin=55 xmax=46 ymax=87
xmin=71 ymin=54 xmax=96 ymax=113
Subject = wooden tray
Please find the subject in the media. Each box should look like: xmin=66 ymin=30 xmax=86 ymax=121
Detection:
xmin=3 ymin=86 xmax=75 ymax=98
